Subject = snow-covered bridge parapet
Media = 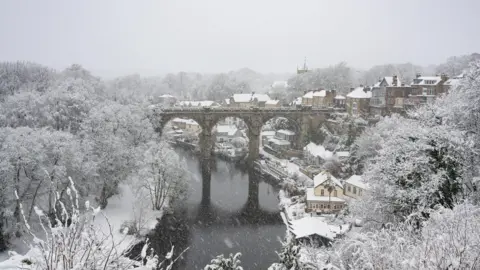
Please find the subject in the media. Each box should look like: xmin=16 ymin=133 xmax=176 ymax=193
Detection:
xmin=150 ymin=106 xmax=341 ymax=163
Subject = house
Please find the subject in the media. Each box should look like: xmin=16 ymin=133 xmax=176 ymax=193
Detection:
xmin=176 ymin=100 xmax=221 ymax=107
xmin=344 ymin=175 xmax=368 ymax=199
xmin=301 ymin=89 xmax=336 ymax=108
xmin=171 ymin=118 xmax=201 ymax=134
xmin=306 ymin=171 xmax=345 ymax=214
xmin=405 ymin=74 xmax=448 ymax=108
xmin=214 ymin=125 xmax=243 ymax=142
xmin=346 ymin=86 xmax=372 ymax=116
xmin=265 ymin=99 xmax=281 ymax=108
xmin=334 ymin=95 xmax=346 ymax=108
xmin=288 ymin=217 xmax=336 ymax=247
xmin=275 ymin=129 xmax=295 ymax=143
xmin=229 ymin=93 xmax=271 ymax=107
xmin=261 ymin=130 xmax=276 ymax=146
xmin=443 ymin=74 xmax=464 ymax=92
xmin=386 ymin=84 xmax=412 ymax=115
xmin=370 ymin=76 xmax=402 ymax=117
xmin=303 ymin=142 xmax=333 ymax=166
xmin=267 ymin=137 xmax=291 ymax=151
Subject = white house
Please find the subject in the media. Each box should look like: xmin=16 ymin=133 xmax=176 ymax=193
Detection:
xmin=275 ymin=129 xmax=295 ymax=142
xmin=306 ymin=171 xmax=345 ymax=214
xmin=214 ymin=125 xmax=243 ymax=142
xmin=344 ymin=175 xmax=368 ymax=199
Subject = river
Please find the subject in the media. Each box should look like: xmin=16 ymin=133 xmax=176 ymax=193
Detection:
xmin=147 ymin=149 xmax=285 ymax=269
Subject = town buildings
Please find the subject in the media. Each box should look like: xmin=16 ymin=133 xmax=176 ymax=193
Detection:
xmin=405 ymin=74 xmax=449 ymax=108
xmin=343 ymin=175 xmax=368 ymax=199
xmin=214 ymin=125 xmax=243 ymax=142
xmin=306 ymin=171 xmax=345 ymax=214
xmin=346 ymin=86 xmax=372 ymax=116
xmin=301 ymin=90 xmax=336 ymax=107
xmin=228 ymin=93 xmax=271 ymax=107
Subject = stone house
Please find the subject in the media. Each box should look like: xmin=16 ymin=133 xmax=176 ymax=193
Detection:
xmin=346 ymin=86 xmax=372 ymax=116
xmin=306 ymin=171 xmax=345 ymax=214
xmin=215 ymin=125 xmax=243 ymax=142
xmin=370 ymin=76 xmax=402 ymax=117
xmin=405 ymin=74 xmax=448 ymax=108
xmin=334 ymin=95 xmax=346 ymax=108
xmin=343 ymin=175 xmax=368 ymax=199
xmin=301 ymin=89 xmax=336 ymax=108
xmin=303 ymin=142 xmax=333 ymax=166
xmin=265 ymin=99 xmax=281 ymax=108
xmin=171 ymin=118 xmax=201 ymax=134
xmin=386 ymin=85 xmax=412 ymax=115
xmin=229 ymin=93 xmax=271 ymax=107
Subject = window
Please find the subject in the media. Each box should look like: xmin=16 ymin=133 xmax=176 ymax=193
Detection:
xmin=327 ymin=204 xmax=331 ymax=208
xmin=353 ymin=187 xmax=357 ymax=194
xmin=422 ymin=87 xmax=434 ymax=95
xmin=321 ymin=189 xmax=324 ymax=196
xmin=347 ymin=185 xmax=351 ymax=192
xmin=334 ymin=190 xmax=337 ymax=197
xmin=424 ymin=80 xmax=436 ymax=85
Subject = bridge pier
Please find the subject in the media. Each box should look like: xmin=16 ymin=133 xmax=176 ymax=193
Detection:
xmin=199 ymin=128 xmax=214 ymax=205
xmin=246 ymin=118 xmax=262 ymax=165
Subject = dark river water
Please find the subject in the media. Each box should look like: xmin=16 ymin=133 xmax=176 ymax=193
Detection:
xmin=147 ymin=149 xmax=285 ymax=270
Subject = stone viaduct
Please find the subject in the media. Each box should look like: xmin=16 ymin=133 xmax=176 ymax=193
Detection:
xmin=151 ymin=106 xmax=340 ymax=204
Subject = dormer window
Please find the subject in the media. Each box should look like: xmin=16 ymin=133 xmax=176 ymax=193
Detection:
xmin=424 ymin=80 xmax=436 ymax=85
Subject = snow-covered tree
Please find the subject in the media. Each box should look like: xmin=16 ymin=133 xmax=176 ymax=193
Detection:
xmin=137 ymin=142 xmax=188 ymax=210
xmin=204 ymin=252 xmax=243 ymax=270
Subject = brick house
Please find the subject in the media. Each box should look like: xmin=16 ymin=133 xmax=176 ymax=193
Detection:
xmin=405 ymin=74 xmax=448 ymax=108
xmin=370 ymin=76 xmax=403 ymax=117
xmin=346 ymin=86 xmax=372 ymax=117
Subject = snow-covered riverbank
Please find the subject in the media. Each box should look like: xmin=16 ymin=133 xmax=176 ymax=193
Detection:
xmin=0 ymin=184 xmax=165 ymax=269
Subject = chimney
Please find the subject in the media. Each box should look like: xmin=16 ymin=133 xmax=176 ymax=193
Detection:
xmin=350 ymin=87 xmax=354 ymax=91
xmin=416 ymin=73 xmax=422 ymax=78
xmin=304 ymin=90 xmax=307 ymax=94
xmin=392 ymin=75 xmax=398 ymax=86
xmin=363 ymin=88 xmax=368 ymax=93
xmin=441 ymin=73 xmax=448 ymax=82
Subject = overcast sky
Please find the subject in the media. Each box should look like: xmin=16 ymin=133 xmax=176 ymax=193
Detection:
xmin=1 ymin=0 xmax=479 ymax=76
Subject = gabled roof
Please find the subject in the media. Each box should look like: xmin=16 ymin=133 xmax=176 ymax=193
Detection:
xmin=347 ymin=87 xmax=372 ymax=99
xmin=265 ymin=99 xmax=280 ymax=105
xmin=411 ymin=76 xmax=442 ymax=86
xmin=346 ymin=175 xmax=369 ymax=190
xmin=233 ymin=93 xmax=271 ymax=103
xmin=313 ymin=90 xmax=326 ymax=97
xmin=288 ymin=216 xmax=336 ymax=240
xmin=313 ymin=171 xmax=343 ymax=189
xmin=303 ymin=91 xmax=314 ymax=98
xmin=277 ymin=129 xmax=295 ymax=136
xmin=215 ymin=125 xmax=239 ymax=136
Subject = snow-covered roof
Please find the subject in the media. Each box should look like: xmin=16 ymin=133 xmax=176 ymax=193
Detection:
xmin=313 ymin=171 xmax=343 ymax=189
xmin=334 ymin=95 xmax=346 ymax=100
xmin=288 ymin=216 xmax=336 ymax=240
xmin=268 ymin=137 xmax=291 ymax=146
xmin=277 ymin=129 xmax=295 ymax=136
xmin=304 ymin=142 xmax=333 ymax=160
xmin=215 ymin=125 xmax=239 ymax=136
xmin=306 ymin=188 xmax=345 ymax=203
xmin=347 ymin=87 xmax=372 ymax=99
xmin=265 ymin=99 xmax=280 ymax=105
xmin=232 ymin=93 xmax=271 ymax=103
xmin=313 ymin=90 xmax=326 ymax=97
xmin=346 ymin=175 xmax=368 ymax=190
xmin=444 ymin=75 xmax=463 ymax=86
xmin=271 ymin=81 xmax=288 ymax=88
xmin=177 ymin=100 xmax=219 ymax=107
xmin=261 ymin=131 xmax=276 ymax=137
xmin=172 ymin=118 xmax=199 ymax=125
xmin=224 ymin=98 xmax=230 ymax=105
xmin=159 ymin=94 xmax=175 ymax=98
xmin=411 ymin=76 xmax=442 ymax=86
xmin=335 ymin=151 xmax=350 ymax=157
xmin=380 ymin=76 xmax=402 ymax=87
xmin=303 ymin=91 xmax=314 ymax=98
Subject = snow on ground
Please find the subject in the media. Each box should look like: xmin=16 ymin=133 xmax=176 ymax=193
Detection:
xmin=0 ymin=184 xmax=164 ymax=268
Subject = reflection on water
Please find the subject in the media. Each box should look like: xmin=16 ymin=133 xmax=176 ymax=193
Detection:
xmin=148 ymin=149 xmax=285 ymax=269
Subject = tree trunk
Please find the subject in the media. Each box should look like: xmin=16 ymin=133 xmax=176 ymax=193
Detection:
xmin=0 ymin=220 xmax=7 ymax=252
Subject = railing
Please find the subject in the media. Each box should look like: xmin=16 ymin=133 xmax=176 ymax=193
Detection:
xmin=158 ymin=106 xmax=335 ymax=113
